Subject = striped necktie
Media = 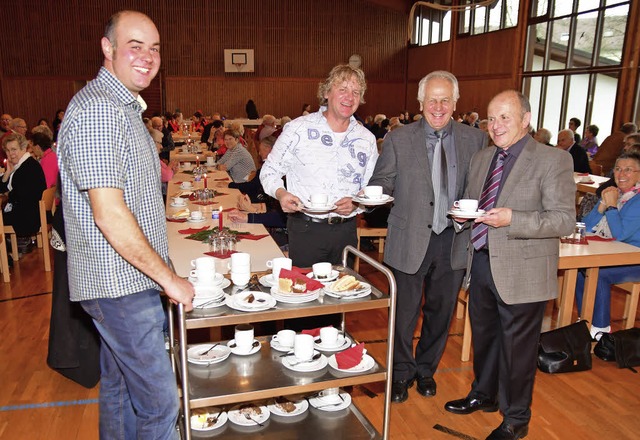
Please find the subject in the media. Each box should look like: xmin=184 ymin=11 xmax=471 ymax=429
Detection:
xmin=431 ymin=131 xmax=448 ymax=234
xmin=471 ymin=149 xmax=508 ymax=250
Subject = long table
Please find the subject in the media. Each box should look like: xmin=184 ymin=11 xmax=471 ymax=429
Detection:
xmin=557 ymin=238 xmax=640 ymax=327
xmin=165 ymin=169 xmax=283 ymax=277
xmin=574 ymin=172 xmax=609 ymax=195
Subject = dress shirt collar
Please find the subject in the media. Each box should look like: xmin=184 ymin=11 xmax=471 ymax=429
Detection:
xmin=424 ymin=119 xmax=453 ymax=139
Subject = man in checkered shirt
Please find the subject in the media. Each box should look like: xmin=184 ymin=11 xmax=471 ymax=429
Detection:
xmin=57 ymin=10 xmax=194 ymax=439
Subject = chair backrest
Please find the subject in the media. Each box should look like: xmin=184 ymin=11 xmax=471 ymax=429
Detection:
xmin=41 ymin=186 xmax=56 ymax=212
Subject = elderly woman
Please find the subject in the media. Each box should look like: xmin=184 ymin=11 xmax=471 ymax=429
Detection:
xmin=0 ymin=133 xmax=47 ymax=251
xmin=31 ymin=132 xmax=58 ymax=188
xmin=216 ymin=129 xmax=256 ymax=183
xmin=576 ymin=151 xmax=640 ymax=339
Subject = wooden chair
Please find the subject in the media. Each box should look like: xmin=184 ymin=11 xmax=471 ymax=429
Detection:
xmin=456 ymin=289 xmax=472 ymax=362
xmin=615 ymin=282 xmax=640 ymax=329
xmin=354 ymin=216 xmax=387 ymax=272
xmin=5 ymin=186 xmax=55 ymax=272
xmin=0 ymin=213 xmax=11 ymax=282
xmin=589 ymin=161 xmax=604 ymax=176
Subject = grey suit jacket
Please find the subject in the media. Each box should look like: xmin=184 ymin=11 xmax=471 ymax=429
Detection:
xmin=369 ymin=119 xmax=486 ymax=274
xmin=462 ymin=136 xmax=575 ymax=304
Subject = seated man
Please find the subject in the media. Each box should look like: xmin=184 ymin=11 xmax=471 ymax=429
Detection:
xmin=557 ymin=129 xmax=590 ymax=173
xmin=216 ymin=129 xmax=256 ymax=183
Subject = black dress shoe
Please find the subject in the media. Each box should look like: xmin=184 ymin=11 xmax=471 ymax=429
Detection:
xmin=486 ymin=422 xmax=528 ymax=440
xmin=416 ymin=376 xmax=436 ymax=397
xmin=391 ymin=378 xmax=415 ymax=403
xmin=444 ymin=396 xmax=499 ymax=414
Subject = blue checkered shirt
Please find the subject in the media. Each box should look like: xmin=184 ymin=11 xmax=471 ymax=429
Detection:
xmin=57 ymin=67 xmax=168 ymax=301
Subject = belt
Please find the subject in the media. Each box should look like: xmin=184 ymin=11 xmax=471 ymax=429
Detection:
xmin=292 ymin=212 xmax=355 ymax=225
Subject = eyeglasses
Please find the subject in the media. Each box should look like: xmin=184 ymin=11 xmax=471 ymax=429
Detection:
xmin=613 ymin=167 xmax=640 ymax=174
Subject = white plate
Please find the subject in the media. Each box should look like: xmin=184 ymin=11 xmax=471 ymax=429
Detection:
xmin=314 ymin=335 xmax=352 ymax=352
xmin=324 ymin=281 xmax=372 ymax=296
xmin=308 ymin=392 xmax=352 ymax=411
xmin=267 ymin=398 xmax=309 ymax=417
xmin=170 ymin=202 xmax=188 ymax=208
xmin=272 ymin=292 xmax=320 ymax=304
xmin=282 ymin=352 xmax=328 ymax=372
xmin=352 ymin=195 xmax=394 ymax=206
xmin=187 ymin=344 xmax=232 ymax=365
xmin=234 ymin=291 xmax=276 ymax=308
xmin=269 ymin=285 xmax=318 ymax=298
xmin=269 ymin=337 xmax=294 ymax=352
xmin=227 ymin=404 xmax=270 ymax=427
xmin=187 ymin=217 xmax=207 ymax=223
xmin=259 ymin=274 xmax=277 ymax=287
xmin=323 ymin=288 xmax=371 ymax=300
xmin=306 ymin=270 xmax=339 ymax=283
xmin=190 ymin=407 xmax=228 ymax=431
xmin=328 ymin=353 xmax=375 ymax=373
xmin=227 ymin=339 xmax=261 ymax=356
xmin=302 ymin=204 xmax=337 ymax=213
xmin=446 ymin=208 xmax=486 ymax=219
xmin=225 ymin=293 xmax=277 ymax=312
xmin=193 ymin=295 xmax=226 ymax=308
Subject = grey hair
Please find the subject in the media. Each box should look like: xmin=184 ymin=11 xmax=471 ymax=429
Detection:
xmin=417 ymin=71 xmax=460 ymax=105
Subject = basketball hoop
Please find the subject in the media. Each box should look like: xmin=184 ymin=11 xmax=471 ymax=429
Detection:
xmin=234 ymin=62 xmax=244 ymax=72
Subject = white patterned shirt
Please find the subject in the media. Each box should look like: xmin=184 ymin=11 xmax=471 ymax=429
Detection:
xmin=58 ymin=67 xmax=168 ymax=301
xmin=260 ymin=108 xmax=378 ymax=218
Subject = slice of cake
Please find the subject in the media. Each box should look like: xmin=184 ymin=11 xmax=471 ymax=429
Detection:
xmin=278 ymin=277 xmax=307 ymax=293
xmin=330 ymin=275 xmax=361 ymax=292
xmin=278 ymin=278 xmax=293 ymax=293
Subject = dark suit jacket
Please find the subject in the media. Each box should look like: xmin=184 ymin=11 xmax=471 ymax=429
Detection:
xmin=1 ymin=156 xmax=47 ymax=235
xmin=462 ymin=137 xmax=575 ymax=304
xmin=369 ymin=119 xmax=486 ymax=274
xmin=568 ymin=143 xmax=590 ymax=173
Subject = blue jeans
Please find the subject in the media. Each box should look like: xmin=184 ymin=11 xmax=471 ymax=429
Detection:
xmin=81 ymin=289 xmax=179 ymax=440
xmin=576 ymin=264 xmax=640 ymax=328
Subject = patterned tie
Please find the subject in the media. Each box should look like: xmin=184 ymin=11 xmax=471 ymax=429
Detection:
xmin=431 ymin=131 xmax=448 ymax=234
xmin=471 ymin=149 xmax=508 ymax=250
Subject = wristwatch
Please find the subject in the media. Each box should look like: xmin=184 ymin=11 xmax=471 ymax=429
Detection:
xmin=605 ymin=206 xmax=617 ymax=212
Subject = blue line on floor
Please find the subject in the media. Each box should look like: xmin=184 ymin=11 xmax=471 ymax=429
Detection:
xmin=0 ymin=398 xmax=98 ymax=412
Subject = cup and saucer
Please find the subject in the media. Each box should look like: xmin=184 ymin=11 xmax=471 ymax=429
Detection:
xmin=314 ymin=334 xmax=351 ymax=352
xmin=302 ymin=203 xmax=337 ymax=214
xmin=188 ymin=215 xmax=207 ymax=223
xmin=259 ymin=273 xmax=277 ymax=287
xmin=226 ymin=339 xmax=261 ymax=356
xmin=447 ymin=199 xmax=485 ymax=219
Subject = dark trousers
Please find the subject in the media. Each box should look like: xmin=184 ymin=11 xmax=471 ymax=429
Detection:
xmin=392 ymin=227 xmax=464 ymax=381
xmin=286 ymin=215 xmax=357 ymax=267
xmin=469 ymin=249 xmax=546 ymax=426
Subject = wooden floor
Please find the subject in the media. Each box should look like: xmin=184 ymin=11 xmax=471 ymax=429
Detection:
xmin=0 ymin=245 xmax=638 ymax=439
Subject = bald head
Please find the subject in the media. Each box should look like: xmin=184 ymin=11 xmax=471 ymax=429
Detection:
xmin=487 ymin=90 xmax=531 ymax=150
xmin=556 ymin=129 xmax=575 ymax=150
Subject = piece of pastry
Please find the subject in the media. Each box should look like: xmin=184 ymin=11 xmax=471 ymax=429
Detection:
xmin=292 ymin=278 xmax=307 ymax=293
xmin=174 ymin=208 xmax=190 ymax=218
xmin=278 ymin=278 xmax=293 ymax=293
xmin=275 ymin=397 xmax=296 ymax=413
xmin=330 ymin=275 xmax=361 ymax=292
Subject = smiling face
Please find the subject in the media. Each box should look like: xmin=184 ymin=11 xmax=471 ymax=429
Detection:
xmin=324 ymin=76 xmax=362 ymax=123
xmin=224 ymin=135 xmax=238 ymax=149
xmin=421 ymin=78 xmax=456 ymax=131
xmin=487 ymin=92 xmax=531 ymax=150
xmin=613 ymin=158 xmax=640 ymax=192
xmin=101 ymin=12 xmax=160 ymax=96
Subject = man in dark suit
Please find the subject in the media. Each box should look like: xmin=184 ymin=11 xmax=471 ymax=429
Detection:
xmin=556 ymin=129 xmax=590 ymax=173
xmin=369 ymin=71 xmax=486 ymax=403
xmin=445 ymin=91 xmax=575 ymax=440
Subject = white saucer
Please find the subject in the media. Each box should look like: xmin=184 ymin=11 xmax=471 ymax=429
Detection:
xmin=282 ymin=352 xmax=328 ymax=372
xmin=267 ymin=398 xmax=309 ymax=417
xmin=328 ymin=353 xmax=375 ymax=373
xmin=188 ymin=217 xmax=207 ymax=223
xmin=314 ymin=335 xmax=351 ymax=352
xmin=302 ymin=204 xmax=337 ymax=213
xmin=187 ymin=344 xmax=232 ymax=365
xmin=190 ymin=407 xmax=228 ymax=431
xmin=259 ymin=274 xmax=277 ymax=287
xmin=308 ymin=392 xmax=352 ymax=411
xmin=447 ymin=208 xmax=486 ymax=219
xmin=189 ymin=273 xmax=225 ymax=286
xmin=352 ymin=194 xmax=394 ymax=206
xmin=306 ymin=270 xmax=339 ymax=282
xmin=227 ymin=404 xmax=270 ymax=427
xmin=170 ymin=202 xmax=187 ymax=208
xmin=227 ymin=339 xmax=261 ymax=356
xmin=269 ymin=337 xmax=294 ymax=352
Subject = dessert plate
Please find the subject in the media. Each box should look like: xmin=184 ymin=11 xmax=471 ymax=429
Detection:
xmin=267 ymin=398 xmax=309 ymax=417
xmin=308 ymin=392 xmax=352 ymax=411
xmin=227 ymin=404 xmax=270 ymax=427
xmin=187 ymin=344 xmax=231 ymax=365
xmin=324 ymin=281 xmax=371 ymax=296
xmin=190 ymin=407 xmax=228 ymax=431
xmin=352 ymin=194 xmax=394 ymax=206
xmin=225 ymin=293 xmax=277 ymax=312
xmin=328 ymin=353 xmax=375 ymax=373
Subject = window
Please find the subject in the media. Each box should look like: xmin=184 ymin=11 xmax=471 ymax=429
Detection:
xmin=523 ymin=0 xmax=630 ymax=141
xmin=458 ymin=0 xmax=519 ymax=36
xmin=411 ymin=2 xmax=451 ymax=46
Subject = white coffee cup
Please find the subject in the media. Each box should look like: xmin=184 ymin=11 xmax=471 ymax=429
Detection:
xmin=230 ymin=252 xmax=250 ymax=266
xmin=207 ymin=156 xmax=215 ymax=166
xmin=319 ymin=326 xmax=339 ymax=346
xmin=266 ymin=257 xmax=292 ymax=279
xmin=309 ymin=193 xmax=329 ymax=207
xmin=293 ymin=334 xmax=315 ymax=362
xmin=181 ymin=181 xmax=193 ymax=189
xmin=190 ymin=268 xmax=216 ymax=284
xmin=454 ymin=199 xmax=479 ymax=212
xmin=318 ymin=387 xmax=341 ymax=403
xmin=190 ymin=210 xmax=203 ymax=220
xmin=171 ymin=196 xmax=186 ymax=206
xmin=234 ymin=324 xmax=254 ymax=353
xmin=191 ymin=256 xmax=216 ymax=270
xmin=272 ymin=329 xmax=295 ymax=348
xmin=363 ymin=185 xmax=383 ymax=199
xmin=231 ymin=271 xmax=250 ymax=287
xmin=312 ymin=262 xmax=332 ymax=280
xmin=183 ymin=162 xmax=192 ymax=170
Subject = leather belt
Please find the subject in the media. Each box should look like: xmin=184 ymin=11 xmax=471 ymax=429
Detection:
xmin=292 ymin=212 xmax=355 ymax=225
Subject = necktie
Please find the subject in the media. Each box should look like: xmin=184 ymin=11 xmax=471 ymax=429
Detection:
xmin=471 ymin=149 xmax=508 ymax=250
xmin=431 ymin=131 xmax=448 ymax=234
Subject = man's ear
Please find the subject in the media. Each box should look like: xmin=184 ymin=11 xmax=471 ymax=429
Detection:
xmin=101 ymin=37 xmax=113 ymax=61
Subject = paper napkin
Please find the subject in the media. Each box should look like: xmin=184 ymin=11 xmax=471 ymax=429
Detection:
xmin=278 ymin=268 xmax=324 ymax=292
xmin=335 ymin=343 xmax=365 ymax=369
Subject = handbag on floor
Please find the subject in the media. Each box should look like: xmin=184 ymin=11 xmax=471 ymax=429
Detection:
xmin=537 ymin=321 xmax=592 ymax=373
xmin=594 ymin=328 xmax=640 ymax=372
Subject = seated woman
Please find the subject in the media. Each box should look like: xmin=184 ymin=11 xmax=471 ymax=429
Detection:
xmin=576 ymin=151 xmax=640 ymax=339
xmin=216 ymin=129 xmax=256 ymax=183
xmin=31 ymin=132 xmax=58 ymax=188
xmin=0 ymin=133 xmax=47 ymax=252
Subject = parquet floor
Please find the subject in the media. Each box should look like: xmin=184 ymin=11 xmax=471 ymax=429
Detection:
xmin=0 ymin=245 xmax=638 ymax=439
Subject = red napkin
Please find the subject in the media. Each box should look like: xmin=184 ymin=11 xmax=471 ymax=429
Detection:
xmin=577 ymin=173 xmax=589 ymax=176
xmin=214 ymin=178 xmax=230 ymax=181
xmin=166 ymin=217 xmax=187 ymax=223
xmin=222 ymin=207 xmax=235 ymax=212
xmin=179 ymin=194 xmax=191 ymax=198
xmin=292 ymin=266 xmax=312 ymax=275
xmin=587 ymin=235 xmax=616 ymax=242
xmin=235 ymin=233 xmax=269 ymax=240
xmin=335 ymin=343 xmax=365 ymax=369
xmin=204 ymin=250 xmax=238 ymax=259
xmin=178 ymin=226 xmax=209 ymax=234
xmin=192 ymin=201 xmax=216 ymax=206
xmin=174 ymin=181 xmax=193 ymax=185
xmin=580 ymin=180 xmax=595 ymax=184
xmin=278 ymin=268 xmax=324 ymax=292
xmin=302 ymin=326 xmax=334 ymax=337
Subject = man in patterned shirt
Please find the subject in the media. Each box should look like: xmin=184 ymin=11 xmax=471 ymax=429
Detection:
xmin=57 ymin=10 xmax=194 ymax=439
xmin=260 ymin=64 xmax=378 ymax=266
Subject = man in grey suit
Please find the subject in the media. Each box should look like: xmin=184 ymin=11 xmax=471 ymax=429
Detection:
xmin=368 ymin=71 xmax=486 ymax=403
xmin=444 ymin=90 xmax=575 ymax=440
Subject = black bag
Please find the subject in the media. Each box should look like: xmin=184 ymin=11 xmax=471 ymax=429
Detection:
xmin=537 ymin=321 xmax=592 ymax=373
xmin=595 ymin=328 xmax=640 ymax=371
